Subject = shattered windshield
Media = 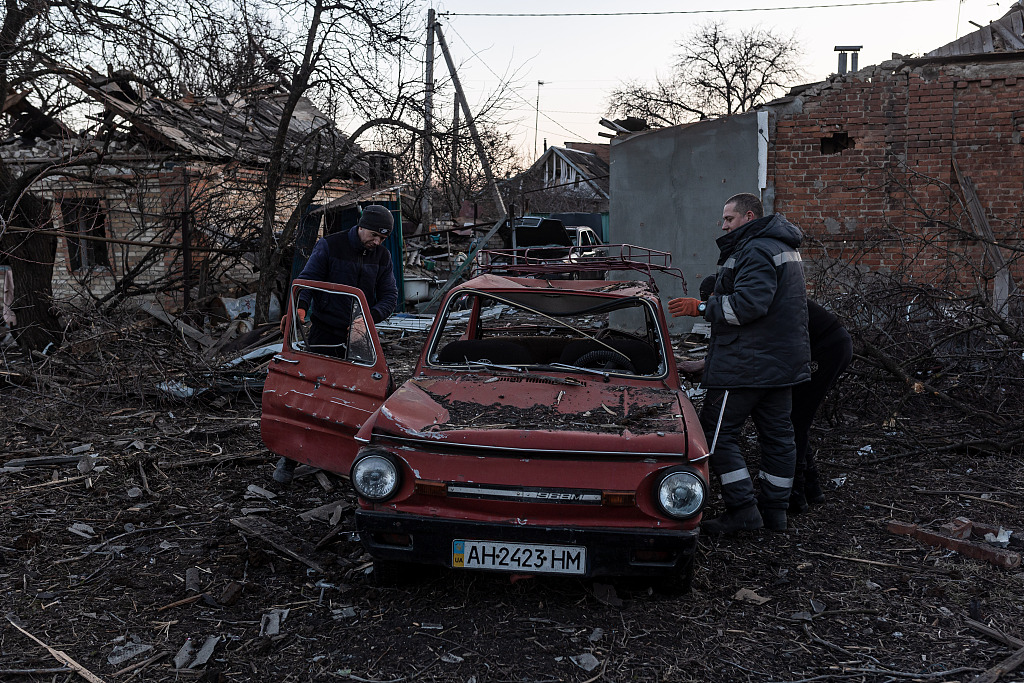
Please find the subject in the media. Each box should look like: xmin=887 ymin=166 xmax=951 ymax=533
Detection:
xmin=426 ymin=289 xmax=667 ymax=378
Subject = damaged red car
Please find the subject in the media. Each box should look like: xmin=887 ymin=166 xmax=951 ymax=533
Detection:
xmin=261 ymin=247 xmax=710 ymax=589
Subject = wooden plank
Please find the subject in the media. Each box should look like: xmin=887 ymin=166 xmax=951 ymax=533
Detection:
xmin=6 ymin=455 xmax=84 ymax=467
xmin=298 ymin=500 xmax=349 ymax=523
xmin=971 ymin=646 xmax=1024 ymax=683
xmin=990 ymin=19 xmax=1024 ymax=50
xmin=230 ymin=516 xmax=324 ymax=572
xmin=970 ymin=32 xmax=984 ymax=54
xmin=138 ymin=301 xmax=216 ymax=347
xmin=953 ymin=160 xmax=1015 ymax=311
xmin=982 ymin=27 xmax=995 ymax=53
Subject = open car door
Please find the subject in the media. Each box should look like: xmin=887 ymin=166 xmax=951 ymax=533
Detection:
xmin=260 ymin=279 xmax=391 ymax=475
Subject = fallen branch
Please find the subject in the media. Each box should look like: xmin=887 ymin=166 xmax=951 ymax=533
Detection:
xmin=802 ymin=550 xmax=952 ymax=575
xmin=860 ymin=339 xmax=1009 ymax=428
xmin=966 ymin=618 xmax=1024 ymax=649
xmin=111 ymin=649 xmax=169 ymax=677
xmin=6 ymin=616 xmax=105 ymax=683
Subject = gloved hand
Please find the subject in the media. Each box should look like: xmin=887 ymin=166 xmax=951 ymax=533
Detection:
xmin=668 ymin=297 xmax=702 ymax=317
xmin=279 ymin=308 xmax=306 ymax=337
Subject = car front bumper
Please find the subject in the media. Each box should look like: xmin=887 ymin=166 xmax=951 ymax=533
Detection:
xmin=355 ymin=510 xmax=698 ymax=578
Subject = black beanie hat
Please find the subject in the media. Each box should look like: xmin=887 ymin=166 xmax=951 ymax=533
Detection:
xmin=358 ymin=205 xmax=394 ymax=236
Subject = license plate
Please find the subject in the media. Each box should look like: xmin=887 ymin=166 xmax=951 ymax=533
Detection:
xmin=452 ymin=540 xmax=586 ymax=575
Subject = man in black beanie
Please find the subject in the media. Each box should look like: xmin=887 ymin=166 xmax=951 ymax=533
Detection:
xmin=274 ymin=204 xmax=399 ymax=484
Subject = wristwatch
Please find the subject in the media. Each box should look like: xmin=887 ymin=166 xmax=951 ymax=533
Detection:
xmin=697 ymin=302 xmax=707 ymax=314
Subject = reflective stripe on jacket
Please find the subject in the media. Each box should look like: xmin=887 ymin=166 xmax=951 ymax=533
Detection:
xmin=701 ymin=214 xmax=811 ymax=389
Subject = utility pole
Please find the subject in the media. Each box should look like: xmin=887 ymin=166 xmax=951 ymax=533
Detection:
xmin=534 ymin=80 xmax=545 ymax=160
xmin=433 ymin=19 xmax=506 ymax=217
xmin=420 ymin=17 xmax=510 ymax=312
xmin=420 ymin=8 xmax=435 ymax=235
xmin=450 ymin=99 xmax=460 ymax=215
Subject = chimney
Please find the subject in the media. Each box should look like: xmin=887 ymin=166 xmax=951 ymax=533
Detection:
xmin=834 ymin=45 xmax=863 ymax=75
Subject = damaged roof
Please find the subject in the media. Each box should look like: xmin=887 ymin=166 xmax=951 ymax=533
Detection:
xmin=5 ymin=67 xmax=368 ymax=177
xmin=530 ymin=146 xmax=610 ymax=198
xmin=927 ymin=2 xmax=1024 ymax=57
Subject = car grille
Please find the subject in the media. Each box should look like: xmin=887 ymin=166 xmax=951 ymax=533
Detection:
xmin=446 ymin=483 xmax=602 ymax=504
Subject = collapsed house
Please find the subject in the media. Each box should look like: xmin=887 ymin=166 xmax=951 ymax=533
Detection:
xmin=0 ymin=68 xmax=391 ymax=320
xmin=609 ymin=3 xmax=1024 ymax=323
xmin=513 ymin=142 xmax=610 ymax=215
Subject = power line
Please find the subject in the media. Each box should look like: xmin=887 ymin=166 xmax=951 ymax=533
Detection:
xmin=443 ymin=22 xmax=592 ymax=143
xmin=441 ymin=0 xmax=940 ymax=17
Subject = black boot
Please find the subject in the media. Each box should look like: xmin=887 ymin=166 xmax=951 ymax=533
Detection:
xmin=789 ymin=461 xmax=808 ymax=513
xmin=789 ymin=487 xmax=808 ymax=514
xmin=701 ymin=505 xmax=763 ymax=535
xmin=804 ymin=466 xmax=825 ymax=505
xmin=760 ymin=507 xmax=788 ymax=531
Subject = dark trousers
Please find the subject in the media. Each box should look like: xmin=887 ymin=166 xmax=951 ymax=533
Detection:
xmin=792 ymin=329 xmax=853 ymax=473
xmin=699 ymin=387 xmax=797 ymax=511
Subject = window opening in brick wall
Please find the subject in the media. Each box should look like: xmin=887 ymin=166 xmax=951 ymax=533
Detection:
xmin=61 ymin=198 xmax=110 ymax=271
xmin=821 ymin=132 xmax=854 ymax=155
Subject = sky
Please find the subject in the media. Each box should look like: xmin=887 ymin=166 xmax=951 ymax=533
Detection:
xmin=424 ymin=0 xmax=1010 ymax=162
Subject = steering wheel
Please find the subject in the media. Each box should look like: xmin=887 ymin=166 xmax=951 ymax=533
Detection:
xmin=572 ymin=349 xmax=636 ymax=373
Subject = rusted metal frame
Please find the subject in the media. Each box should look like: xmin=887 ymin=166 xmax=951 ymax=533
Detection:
xmin=478 ymin=245 xmax=685 ymax=283
xmin=438 ymin=287 xmax=657 ymax=369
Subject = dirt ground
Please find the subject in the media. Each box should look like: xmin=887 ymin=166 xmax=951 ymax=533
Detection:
xmin=2 ymin=328 xmax=1024 ymax=683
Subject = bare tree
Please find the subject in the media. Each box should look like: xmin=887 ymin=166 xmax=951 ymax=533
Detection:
xmin=0 ymin=0 xmax=154 ymax=350
xmin=1 ymin=0 xmax=426 ymax=344
xmin=248 ymin=0 xmax=424 ymax=322
xmin=607 ymin=22 xmax=803 ymax=126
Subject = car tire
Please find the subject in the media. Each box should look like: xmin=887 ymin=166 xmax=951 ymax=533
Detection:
xmin=652 ymin=555 xmax=695 ymax=596
xmin=370 ymin=560 xmax=417 ymax=587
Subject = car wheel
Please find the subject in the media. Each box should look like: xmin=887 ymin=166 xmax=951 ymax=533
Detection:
xmin=652 ymin=555 xmax=695 ymax=595
xmin=370 ymin=560 xmax=417 ymax=587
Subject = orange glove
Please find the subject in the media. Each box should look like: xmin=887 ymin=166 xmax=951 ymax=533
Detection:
xmin=668 ymin=297 xmax=702 ymax=317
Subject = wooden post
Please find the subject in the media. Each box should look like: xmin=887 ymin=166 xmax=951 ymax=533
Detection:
xmin=433 ymin=19 xmax=506 ymax=217
xmin=420 ymin=9 xmax=435 ymax=236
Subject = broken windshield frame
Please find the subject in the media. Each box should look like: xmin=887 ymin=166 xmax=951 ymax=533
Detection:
xmin=425 ymin=288 xmax=667 ymax=379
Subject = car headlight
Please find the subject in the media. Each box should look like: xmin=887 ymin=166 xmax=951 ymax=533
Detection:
xmin=351 ymin=450 xmax=401 ymax=502
xmin=655 ymin=468 xmax=706 ymax=519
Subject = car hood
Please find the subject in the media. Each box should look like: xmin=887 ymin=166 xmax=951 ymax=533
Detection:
xmin=365 ymin=374 xmax=695 ymax=457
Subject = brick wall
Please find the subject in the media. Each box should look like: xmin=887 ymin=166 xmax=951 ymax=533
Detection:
xmin=768 ymin=57 xmax=1024 ymax=301
xmin=49 ymin=164 xmax=356 ymax=309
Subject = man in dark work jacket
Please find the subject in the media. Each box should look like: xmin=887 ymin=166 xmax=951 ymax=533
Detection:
xmin=681 ymin=276 xmax=853 ymax=514
xmin=273 ymin=204 xmax=399 ymax=484
xmin=670 ymin=193 xmax=810 ymax=534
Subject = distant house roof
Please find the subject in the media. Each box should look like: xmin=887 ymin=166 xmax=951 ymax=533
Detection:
xmin=926 ymin=3 xmax=1024 ymax=57
xmin=530 ymin=146 xmax=610 ymax=198
xmin=62 ymin=68 xmax=367 ymax=178
xmin=308 ymin=184 xmax=405 ymax=215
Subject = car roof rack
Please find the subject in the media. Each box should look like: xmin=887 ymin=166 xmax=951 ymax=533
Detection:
xmin=477 ymin=244 xmax=686 ymax=285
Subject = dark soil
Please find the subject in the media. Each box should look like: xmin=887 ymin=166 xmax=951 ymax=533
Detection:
xmin=3 ymin=331 xmax=1023 ymax=683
